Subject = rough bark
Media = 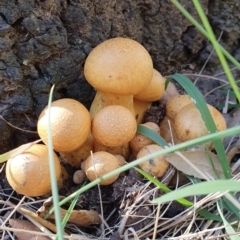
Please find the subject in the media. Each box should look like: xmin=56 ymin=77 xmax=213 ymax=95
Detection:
xmin=0 ymin=0 xmax=239 ymax=153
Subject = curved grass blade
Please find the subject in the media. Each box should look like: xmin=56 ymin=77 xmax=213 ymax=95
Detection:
xmin=61 ymin=192 xmax=80 ymax=229
xmin=217 ymin=200 xmax=240 ymax=240
xmin=0 ymin=139 xmax=42 ymax=163
xmin=135 ymin=167 xmax=192 ymax=207
xmin=152 ymin=180 xmax=240 ymax=204
xmin=222 ymin=197 xmax=240 ymax=220
xmin=137 ymin=125 xmax=168 ymax=147
xmin=45 ymin=125 xmax=240 ymax=217
xmin=136 ymin=168 xmax=222 ymax=221
xmin=171 ymin=73 xmax=231 ymax=179
xmin=47 ymin=85 xmax=64 ymax=240
xmin=170 ymin=0 xmax=240 ymax=70
xmin=198 ymin=209 xmax=222 ymax=222
xmin=192 ymin=0 xmax=240 ymax=104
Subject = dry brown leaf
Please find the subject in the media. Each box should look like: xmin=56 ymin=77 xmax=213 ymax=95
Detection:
xmin=227 ymin=143 xmax=240 ymax=162
xmin=165 ymin=150 xmax=225 ymax=180
xmin=37 ymin=198 xmax=101 ymax=226
xmin=9 ymin=219 xmax=51 ymax=240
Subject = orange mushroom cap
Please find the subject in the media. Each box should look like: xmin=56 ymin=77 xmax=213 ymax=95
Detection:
xmin=174 ymin=103 xmax=227 ymax=142
xmin=92 ymin=105 xmax=137 ymax=147
xmin=134 ymin=69 xmax=165 ymax=102
xmin=84 ymin=151 xmax=120 ymax=185
xmin=37 ymin=98 xmax=91 ymax=152
xmin=166 ymin=94 xmax=193 ymax=119
xmin=6 ymin=144 xmax=61 ymax=197
xmin=84 ymin=37 xmax=153 ymax=95
xmin=137 ymin=144 xmax=169 ymax=177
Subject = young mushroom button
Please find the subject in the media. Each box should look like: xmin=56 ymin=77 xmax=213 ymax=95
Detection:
xmin=6 ymin=144 xmax=61 ymax=197
xmin=84 ymin=151 xmax=120 ymax=185
xmin=137 ymin=144 xmax=169 ymax=178
xmin=174 ymin=103 xmax=227 ymax=142
xmin=37 ymin=98 xmax=91 ymax=152
xmin=166 ymin=94 xmax=193 ymax=119
xmin=84 ymin=37 xmax=153 ymax=117
xmin=92 ymin=105 xmax=137 ymax=147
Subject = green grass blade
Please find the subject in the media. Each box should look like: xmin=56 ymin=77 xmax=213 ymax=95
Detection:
xmin=170 ymin=0 xmax=240 ymax=70
xmin=152 ymin=180 xmax=240 ymax=204
xmin=45 ymin=125 xmax=240 ymax=217
xmin=47 ymin=85 xmax=64 ymax=240
xmin=61 ymin=192 xmax=80 ymax=229
xmin=137 ymin=125 xmax=168 ymax=147
xmin=165 ymin=77 xmax=172 ymax=90
xmin=222 ymin=197 xmax=240 ymax=220
xmin=192 ymin=0 xmax=240 ymax=105
xmin=136 ymin=167 xmax=223 ymax=221
xmin=135 ymin=167 xmax=192 ymax=207
xmin=0 ymin=139 xmax=41 ymax=163
xmin=171 ymin=73 xmax=231 ymax=179
xmin=198 ymin=209 xmax=222 ymax=222
xmin=217 ymin=200 xmax=240 ymax=240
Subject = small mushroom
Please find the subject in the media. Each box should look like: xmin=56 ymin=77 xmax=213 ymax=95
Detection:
xmin=130 ymin=122 xmax=160 ymax=157
xmin=73 ymin=170 xmax=86 ymax=184
xmin=84 ymin=37 xmax=153 ymax=117
xmin=92 ymin=105 xmax=137 ymax=147
xmin=174 ymin=103 xmax=227 ymax=142
xmin=37 ymin=98 xmax=91 ymax=152
xmin=166 ymin=94 xmax=193 ymax=119
xmin=84 ymin=151 xmax=120 ymax=185
xmin=137 ymin=144 xmax=169 ymax=177
xmin=6 ymin=144 xmax=61 ymax=197
xmin=134 ymin=69 xmax=165 ymax=123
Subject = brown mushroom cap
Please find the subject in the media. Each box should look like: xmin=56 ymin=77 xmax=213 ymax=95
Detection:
xmin=37 ymin=98 xmax=91 ymax=152
xmin=6 ymin=144 xmax=61 ymax=197
xmin=130 ymin=122 xmax=160 ymax=156
xmin=174 ymin=103 xmax=227 ymax=142
xmin=84 ymin=151 xmax=120 ymax=185
xmin=137 ymin=144 xmax=169 ymax=177
xmin=73 ymin=170 xmax=86 ymax=185
xmin=84 ymin=37 xmax=153 ymax=95
xmin=166 ymin=95 xmax=193 ymax=119
xmin=92 ymin=105 xmax=137 ymax=147
xmin=159 ymin=116 xmax=180 ymax=144
xmin=134 ymin=69 xmax=165 ymax=102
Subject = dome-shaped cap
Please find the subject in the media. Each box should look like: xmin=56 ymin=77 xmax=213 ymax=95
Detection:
xmin=84 ymin=37 xmax=153 ymax=95
xmin=92 ymin=105 xmax=137 ymax=147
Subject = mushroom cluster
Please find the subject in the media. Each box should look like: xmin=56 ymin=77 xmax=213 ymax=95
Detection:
xmin=5 ymin=37 xmax=168 ymax=196
xmin=6 ymin=37 xmax=227 ymax=197
xmin=84 ymin=37 xmax=154 ymax=118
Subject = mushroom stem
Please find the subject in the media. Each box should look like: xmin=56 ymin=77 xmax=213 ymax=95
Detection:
xmin=93 ymin=139 xmax=130 ymax=159
xmin=90 ymin=91 xmax=135 ymax=118
xmin=133 ymin=98 xmax=151 ymax=124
